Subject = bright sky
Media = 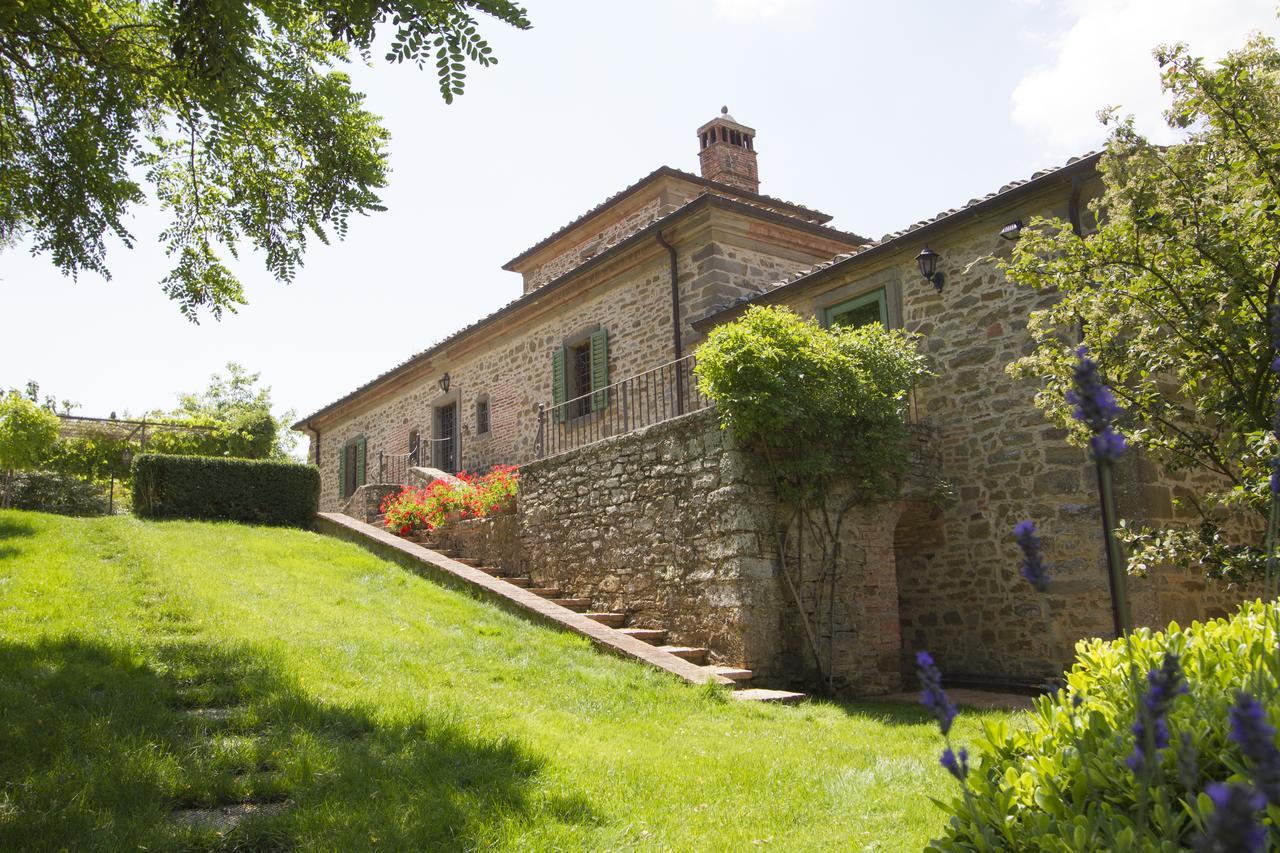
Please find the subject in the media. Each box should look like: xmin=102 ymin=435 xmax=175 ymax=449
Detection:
xmin=3 ymin=0 xmax=1277 ymax=453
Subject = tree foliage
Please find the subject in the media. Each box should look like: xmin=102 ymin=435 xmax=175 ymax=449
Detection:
xmin=696 ymin=305 xmax=929 ymax=692
xmin=1006 ymin=34 xmax=1280 ymax=583
xmin=0 ymin=0 xmax=530 ymax=320
xmin=149 ymin=361 xmax=295 ymax=460
xmin=0 ymin=390 xmax=60 ymax=507
xmin=696 ymin=305 xmax=928 ymax=503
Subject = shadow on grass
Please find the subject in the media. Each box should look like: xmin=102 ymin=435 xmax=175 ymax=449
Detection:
xmin=807 ymin=695 xmax=1027 ymax=727
xmin=0 ymin=637 xmax=586 ymax=851
xmin=0 ymin=514 xmax=37 ymax=559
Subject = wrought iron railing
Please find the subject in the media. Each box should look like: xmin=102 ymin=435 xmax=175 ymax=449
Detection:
xmin=377 ymin=437 xmax=455 ymax=485
xmin=534 ymin=353 xmax=708 ymax=459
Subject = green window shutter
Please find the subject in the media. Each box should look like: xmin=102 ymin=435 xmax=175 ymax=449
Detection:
xmin=589 ymin=329 xmax=609 ymax=411
xmin=551 ymin=345 xmax=568 ymax=424
xmin=338 ymin=449 xmax=347 ymax=499
xmin=355 ymin=437 xmax=366 ymax=486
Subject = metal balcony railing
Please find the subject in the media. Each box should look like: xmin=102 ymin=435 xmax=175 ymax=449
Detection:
xmin=534 ymin=354 xmax=709 ymax=459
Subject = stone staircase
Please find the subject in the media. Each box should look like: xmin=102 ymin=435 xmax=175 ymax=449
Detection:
xmin=353 ymin=514 xmax=802 ymax=703
xmin=428 ymin=543 xmax=766 ymax=688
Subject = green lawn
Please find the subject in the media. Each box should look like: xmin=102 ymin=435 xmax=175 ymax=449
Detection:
xmin=0 ymin=510 xmax=1015 ymax=851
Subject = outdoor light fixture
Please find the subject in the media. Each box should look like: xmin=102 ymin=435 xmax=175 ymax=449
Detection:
xmin=915 ymin=246 xmax=945 ymax=292
xmin=438 ymin=373 xmax=451 ymax=394
xmin=999 ymin=220 xmax=1024 ymax=241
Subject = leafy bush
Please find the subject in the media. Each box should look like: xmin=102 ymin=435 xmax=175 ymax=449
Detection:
xmin=0 ymin=391 xmax=60 ymax=508
xmin=694 ymin=305 xmax=928 ymax=501
xmin=928 ymin=601 xmax=1280 ymax=851
xmin=132 ymin=454 xmax=319 ymax=527
xmin=3 ymin=471 xmax=111 ymax=516
xmin=381 ymin=464 xmax=518 ymax=534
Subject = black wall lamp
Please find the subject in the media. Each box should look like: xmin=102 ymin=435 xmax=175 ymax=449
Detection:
xmin=438 ymin=373 xmax=451 ymax=394
xmin=916 ymin=246 xmax=945 ymax=292
xmin=999 ymin=220 xmax=1024 ymax=241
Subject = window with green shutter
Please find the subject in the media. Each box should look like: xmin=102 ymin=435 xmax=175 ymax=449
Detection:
xmin=551 ymin=345 xmax=568 ymax=424
xmin=337 ymin=449 xmax=347 ymax=498
xmin=589 ymin=328 xmax=609 ymax=411
xmin=338 ymin=437 xmax=366 ymax=499
xmin=824 ymin=289 xmax=887 ymax=329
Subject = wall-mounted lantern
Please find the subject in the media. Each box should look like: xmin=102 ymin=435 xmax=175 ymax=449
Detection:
xmin=999 ymin=220 xmax=1024 ymax=241
xmin=438 ymin=373 xmax=451 ymax=394
xmin=915 ymin=246 xmax=945 ymax=292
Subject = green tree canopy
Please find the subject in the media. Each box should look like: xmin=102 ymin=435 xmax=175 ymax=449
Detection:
xmin=1 ymin=0 xmax=530 ymax=320
xmin=150 ymin=362 xmax=295 ymax=459
xmin=695 ymin=305 xmax=929 ymax=502
xmin=1006 ymin=33 xmax=1280 ymax=581
xmin=0 ymin=390 xmax=60 ymax=506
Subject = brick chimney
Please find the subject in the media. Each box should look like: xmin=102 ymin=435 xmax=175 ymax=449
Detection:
xmin=697 ymin=107 xmax=759 ymax=194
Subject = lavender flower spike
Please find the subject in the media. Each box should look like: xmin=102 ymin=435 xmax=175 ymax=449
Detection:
xmin=1229 ymin=691 xmax=1280 ymax=805
xmin=1013 ymin=519 xmax=1050 ymax=592
xmin=1127 ymin=651 xmax=1187 ymax=775
xmin=916 ymin=650 xmax=957 ymax=736
xmin=1194 ymin=782 xmax=1266 ymax=853
xmin=1066 ymin=346 xmax=1127 ymax=462
xmin=940 ymin=746 xmax=969 ymax=782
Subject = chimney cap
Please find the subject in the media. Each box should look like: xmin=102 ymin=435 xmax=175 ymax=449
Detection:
xmin=697 ymin=107 xmax=754 ymax=136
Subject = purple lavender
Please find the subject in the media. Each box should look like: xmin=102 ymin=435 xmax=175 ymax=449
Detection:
xmin=1127 ymin=652 xmax=1187 ymax=775
xmin=1229 ymin=691 xmax=1280 ymax=805
xmin=916 ymin=650 xmax=957 ymax=736
xmin=940 ymin=746 xmax=969 ymax=782
xmin=1194 ymin=782 xmax=1266 ymax=853
xmin=1013 ymin=519 xmax=1050 ymax=591
xmin=1066 ymin=346 xmax=1127 ymax=462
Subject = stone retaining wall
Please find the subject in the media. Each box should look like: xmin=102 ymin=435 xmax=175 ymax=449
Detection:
xmin=514 ymin=408 xmax=912 ymax=695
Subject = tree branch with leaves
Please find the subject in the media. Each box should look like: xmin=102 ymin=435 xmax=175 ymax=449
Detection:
xmin=1006 ymin=33 xmax=1280 ymax=583
xmin=0 ymin=0 xmax=530 ymax=320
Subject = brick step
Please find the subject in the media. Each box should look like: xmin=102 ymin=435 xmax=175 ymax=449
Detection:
xmin=455 ymin=557 xmax=485 ymax=567
xmin=549 ymin=598 xmax=591 ymax=612
xmin=497 ymin=576 xmax=532 ymax=588
xmin=584 ymin=612 xmax=627 ymax=628
xmin=656 ymin=646 xmax=708 ymax=665
xmin=731 ymin=688 xmax=807 ymax=704
xmin=526 ymin=587 xmax=562 ymax=598
xmin=706 ymin=665 xmax=754 ymax=682
xmin=618 ymin=628 xmax=667 ymax=645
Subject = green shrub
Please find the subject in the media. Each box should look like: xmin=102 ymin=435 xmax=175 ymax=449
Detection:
xmin=694 ymin=305 xmax=928 ymax=501
xmin=3 ymin=471 xmax=111 ymax=516
xmin=132 ymin=454 xmax=319 ymax=527
xmin=929 ymin=600 xmax=1280 ymax=850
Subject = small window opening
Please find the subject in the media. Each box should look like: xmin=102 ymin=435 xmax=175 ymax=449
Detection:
xmin=570 ymin=341 xmax=592 ymax=418
xmin=476 ymin=398 xmax=490 ymax=435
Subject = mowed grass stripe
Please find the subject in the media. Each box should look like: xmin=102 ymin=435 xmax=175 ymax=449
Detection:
xmin=0 ymin=510 xmax=1016 ymax=850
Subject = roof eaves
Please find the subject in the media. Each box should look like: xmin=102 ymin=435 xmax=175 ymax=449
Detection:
xmin=293 ymin=195 xmax=714 ymax=430
xmin=691 ymin=151 xmax=1102 ymax=331
xmin=501 ymin=166 xmax=836 ymax=272
xmin=295 ymin=192 xmax=868 ymax=430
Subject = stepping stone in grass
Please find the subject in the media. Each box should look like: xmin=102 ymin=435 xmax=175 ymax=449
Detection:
xmin=172 ymin=801 xmax=288 ymax=831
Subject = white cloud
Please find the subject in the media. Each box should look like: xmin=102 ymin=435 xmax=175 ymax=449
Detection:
xmin=1011 ymin=0 xmax=1280 ymax=152
xmin=710 ymin=0 xmax=806 ymax=22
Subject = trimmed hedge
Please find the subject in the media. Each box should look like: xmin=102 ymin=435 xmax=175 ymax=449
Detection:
xmin=132 ymin=454 xmax=319 ymax=526
xmin=3 ymin=471 xmax=111 ymax=517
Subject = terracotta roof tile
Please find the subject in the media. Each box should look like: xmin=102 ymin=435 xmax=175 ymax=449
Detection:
xmin=705 ymin=152 xmax=1101 ymax=318
xmin=502 ymin=166 xmax=833 ymax=270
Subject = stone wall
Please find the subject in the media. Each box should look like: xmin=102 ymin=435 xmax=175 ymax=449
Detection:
xmin=516 ymin=408 xmax=915 ymax=696
xmin=310 ymin=205 xmax=852 ymax=513
xmin=432 ymin=513 xmax=524 ymax=576
xmin=766 ymin=181 xmax=1260 ymax=682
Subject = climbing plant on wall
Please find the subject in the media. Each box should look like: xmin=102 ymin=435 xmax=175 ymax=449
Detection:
xmin=695 ymin=305 xmax=929 ymax=692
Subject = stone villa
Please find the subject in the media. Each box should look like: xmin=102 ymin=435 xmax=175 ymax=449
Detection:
xmin=295 ymin=110 xmax=1253 ymax=696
